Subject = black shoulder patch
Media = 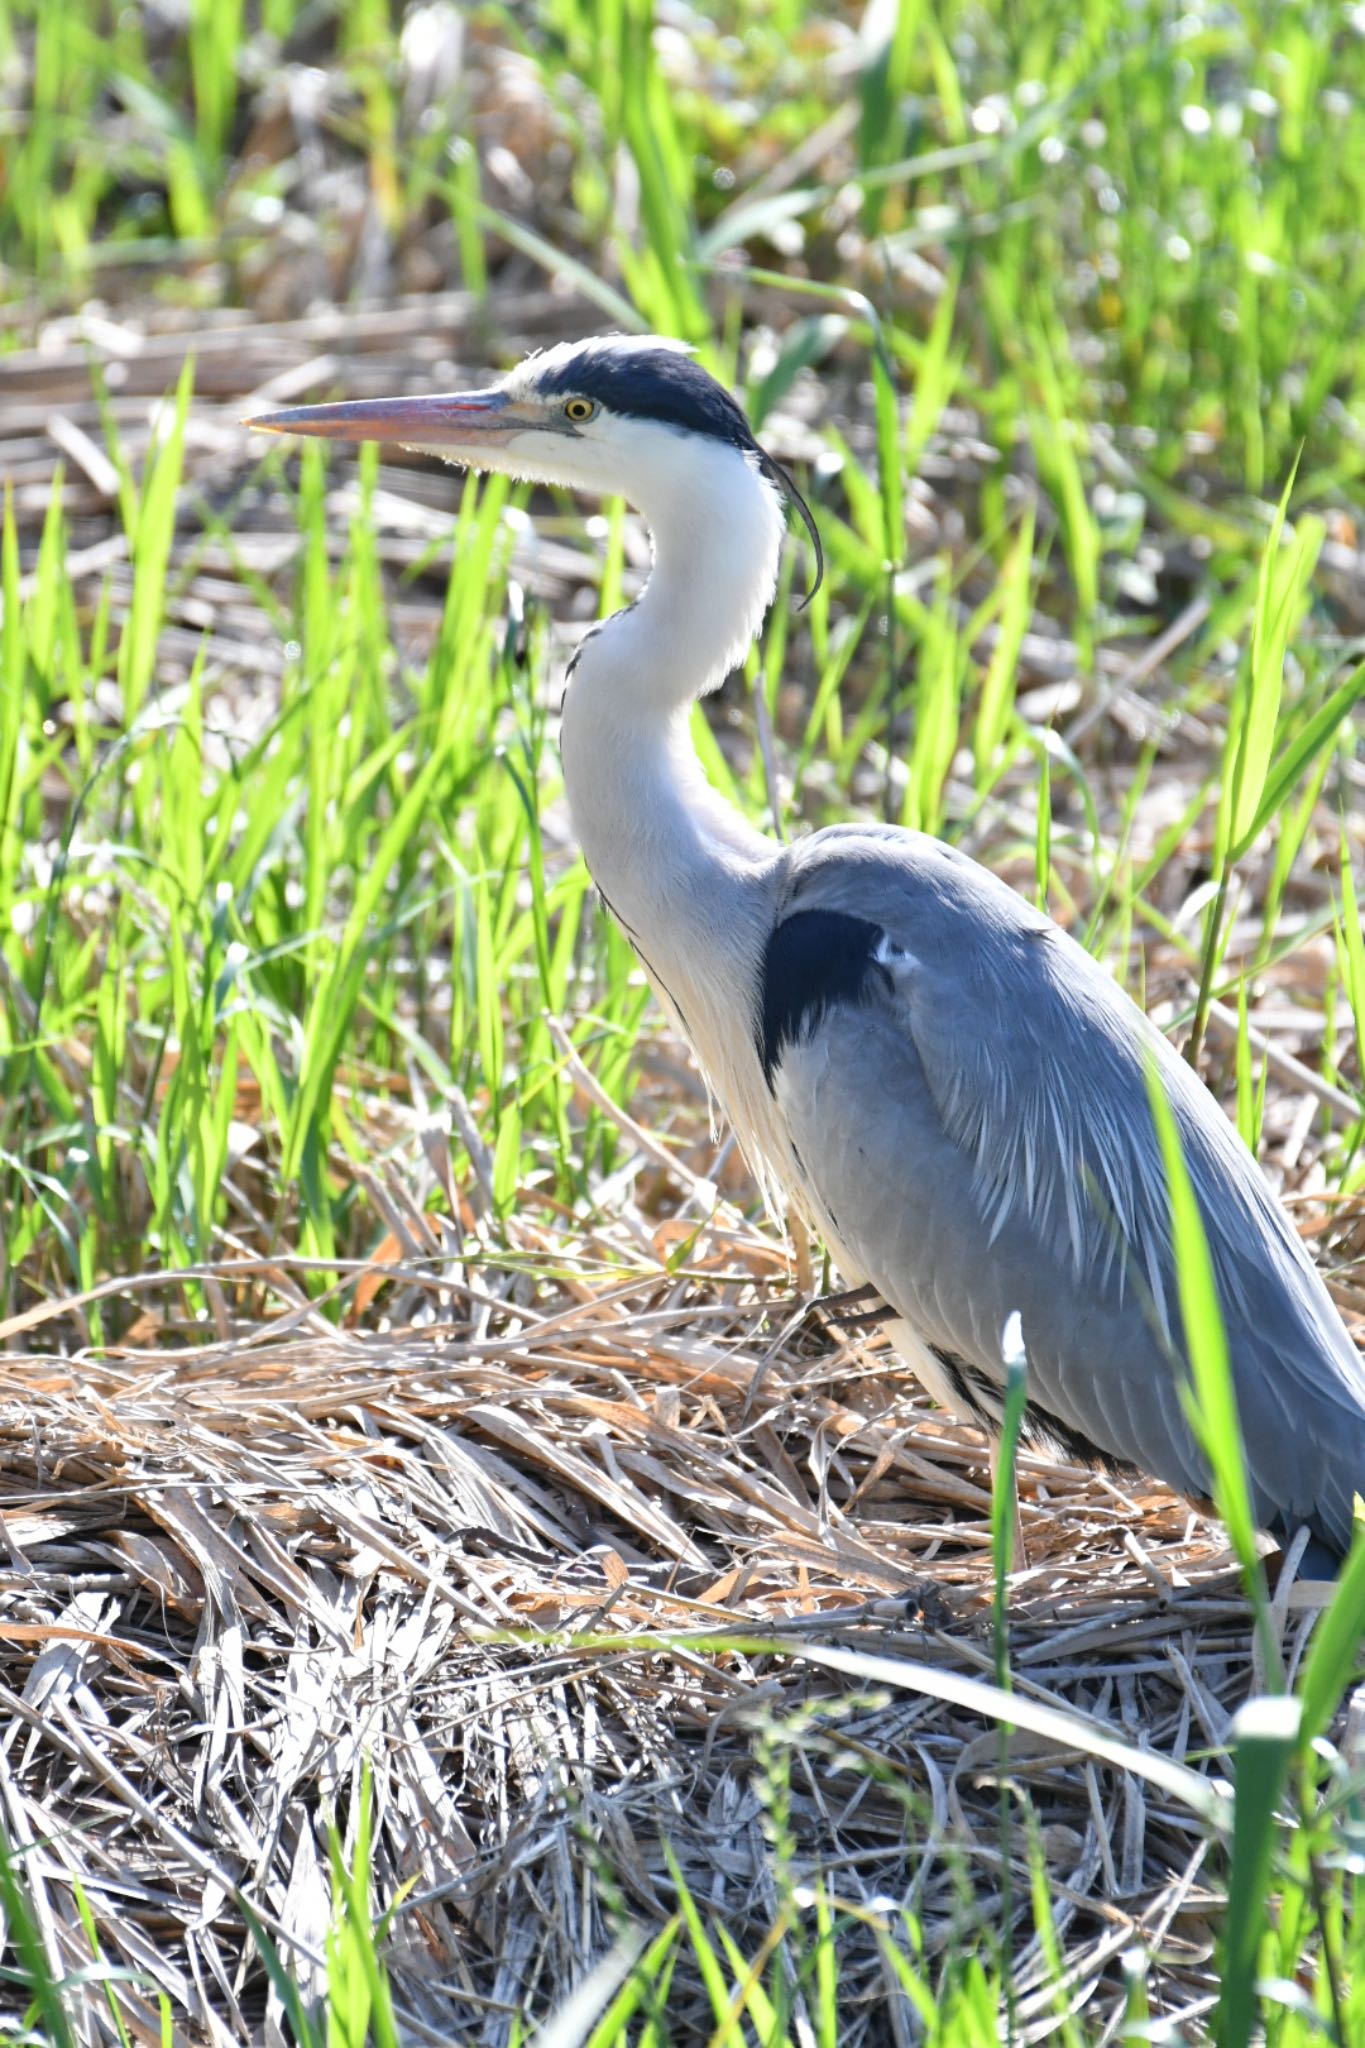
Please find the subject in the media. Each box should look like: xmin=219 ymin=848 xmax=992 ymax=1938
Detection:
xmin=535 ymin=346 xmax=754 ymax=447
xmin=759 ymin=908 xmax=891 ymax=1089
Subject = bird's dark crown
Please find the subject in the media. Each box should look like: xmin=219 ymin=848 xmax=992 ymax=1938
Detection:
xmin=532 ymin=342 xmax=754 ymax=448
xmin=523 ymin=337 xmax=824 ymax=601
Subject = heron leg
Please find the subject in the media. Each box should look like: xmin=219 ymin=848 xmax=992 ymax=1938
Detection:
xmin=811 ymin=1280 xmax=897 ymax=1330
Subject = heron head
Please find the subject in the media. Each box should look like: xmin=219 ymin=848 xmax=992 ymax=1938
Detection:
xmin=244 ymin=334 xmax=823 ymax=598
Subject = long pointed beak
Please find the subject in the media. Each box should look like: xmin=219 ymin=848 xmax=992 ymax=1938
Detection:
xmin=242 ymin=387 xmax=524 ymax=447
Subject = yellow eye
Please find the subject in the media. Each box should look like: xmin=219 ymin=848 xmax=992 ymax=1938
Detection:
xmin=563 ymin=397 xmax=596 ymax=423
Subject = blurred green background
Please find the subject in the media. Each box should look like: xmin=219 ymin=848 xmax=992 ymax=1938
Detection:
xmin=0 ymin=0 xmax=1361 ymax=1328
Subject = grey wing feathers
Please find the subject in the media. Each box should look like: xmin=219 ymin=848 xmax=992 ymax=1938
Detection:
xmin=773 ymin=824 xmax=1365 ymax=1554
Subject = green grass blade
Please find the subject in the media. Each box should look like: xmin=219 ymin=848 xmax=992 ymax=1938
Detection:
xmin=1142 ymin=1052 xmax=1279 ymax=1680
xmin=1336 ymin=831 xmax=1365 ymax=1096
xmin=974 ymin=504 xmax=1035 ymax=787
xmin=1219 ymin=1695 xmax=1303 ymax=2048
xmin=0 ymin=1825 xmax=76 ymax=2048
xmin=117 ymin=359 xmax=193 ymax=725
xmin=1296 ymin=1518 xmax=1365 ymax=1748
xmin=1229 ymin=658 xmax=1365 ymax=864
xmin=663 ymin=1841 xmax=739 ymax=2027
xmin=1222 ymin=465 xmax=1321 ymax=861
xmin=581 ymin=1920 xmax=679 ymax=2046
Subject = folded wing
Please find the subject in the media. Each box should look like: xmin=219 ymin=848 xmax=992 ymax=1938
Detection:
xmin=765 ymin=824 xmax=1365 ymax=1553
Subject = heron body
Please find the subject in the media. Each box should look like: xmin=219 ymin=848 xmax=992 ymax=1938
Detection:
xmin=248 ymin=336 xmax=1365 ymax=1561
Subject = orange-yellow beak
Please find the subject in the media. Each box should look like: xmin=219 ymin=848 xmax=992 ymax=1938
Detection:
xmin=243 ymin=387 xmax=529 ymax=448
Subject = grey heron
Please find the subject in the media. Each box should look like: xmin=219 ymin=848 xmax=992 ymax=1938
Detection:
xmin=247 ymin=335 xmax=1365 ymax=1564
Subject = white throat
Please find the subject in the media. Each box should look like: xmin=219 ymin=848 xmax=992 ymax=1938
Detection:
xmin=589 ymin=431 xmax=787 ymax=708
xmin=560 ymin=433 xmax=785 ymax=905
xmin=558 ymin=432 xmax=788 ymax=1161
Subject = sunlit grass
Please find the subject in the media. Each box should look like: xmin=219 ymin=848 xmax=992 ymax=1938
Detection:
xmin=1 ymin=0 xmax=1364 ymax=2039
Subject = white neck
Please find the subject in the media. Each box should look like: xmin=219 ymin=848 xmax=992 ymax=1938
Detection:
xmin=560 ymin=436 xmax=785 ymax=928
xmin=558 ymin=435 xmax=787 ymax=1146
